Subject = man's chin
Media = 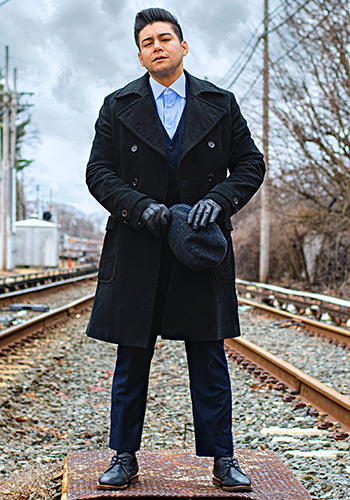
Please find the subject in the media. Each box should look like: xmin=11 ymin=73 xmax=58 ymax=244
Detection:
xmin=151 ymin=63 xmax=171 ymax=74
xmin=149 ymin=63 xmax=181 ymax=79
xmin=149 ymin=67 xmax=172 ymax=79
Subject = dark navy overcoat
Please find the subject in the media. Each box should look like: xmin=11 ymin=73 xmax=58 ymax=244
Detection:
xmin=85 ymin=71 xmax=265 ymax=348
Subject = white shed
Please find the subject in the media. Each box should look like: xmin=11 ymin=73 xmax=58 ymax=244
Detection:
xmin=13 ymin=215 xmax=59 ymax=267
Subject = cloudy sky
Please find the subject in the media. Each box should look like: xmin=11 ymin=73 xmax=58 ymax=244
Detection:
xmin=1 ymin=0 xmax=265 ymax=222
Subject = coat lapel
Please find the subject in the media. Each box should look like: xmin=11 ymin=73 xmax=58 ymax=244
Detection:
xmin=115 ymin=71 xmax=227 ymax=162
xmin=179 ymin=94 xmax=227 ymax=164
xmin=115 ymin=74 xmax=167 ymax=159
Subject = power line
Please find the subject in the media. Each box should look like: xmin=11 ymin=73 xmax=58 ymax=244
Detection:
xmin=240 ymin=72 xmax=262 ymax=104
xmin=216 ymin=26 xmax=263 ymax=87
xmin=0 ymin=0 xmax=11 ymax=6
xmin=225 ymin=39 xmax=262 ymax=89
xmin=218 ymin=0 xmax=316 ymax=89
xmin=217 ymin=1 xmax=288 ymax=87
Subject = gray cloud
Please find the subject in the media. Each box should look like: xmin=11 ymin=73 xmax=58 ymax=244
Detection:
xmin=101 ymin=0 xmax=128 ymax=16
xmin=1 ymin=0 xmax=262 ymax=215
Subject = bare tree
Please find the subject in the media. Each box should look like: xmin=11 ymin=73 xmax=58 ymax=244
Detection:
xmin=271 ymin=0 xmax=350 ymax=227
xmin=251 ymin=0 xmax=350 ymax=293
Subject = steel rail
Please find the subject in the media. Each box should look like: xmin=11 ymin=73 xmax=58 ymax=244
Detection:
xmin=0 ymin=265 xmax=98 ymax=292
xmin=0 ymin=293 xmax=95 ymax=350
xmin=236 ymin=279 xmax=350 ymax=322
xmin=0 ymin=272 xmax=97 ymax=305
xmin=224 ymin=337 xmax=350 ymax=432
xmin=237 ymin=278 xmax=350 ymax=308
xmin=238 ymin=296 xmax=350 ymax=346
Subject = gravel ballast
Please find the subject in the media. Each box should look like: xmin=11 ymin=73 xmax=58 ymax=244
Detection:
xmin=0 ymin=306 xmax=349 ymax=499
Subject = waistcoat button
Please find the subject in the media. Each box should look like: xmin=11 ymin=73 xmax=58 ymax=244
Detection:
xmin=169 ymin=145 xmax=175 ymax=152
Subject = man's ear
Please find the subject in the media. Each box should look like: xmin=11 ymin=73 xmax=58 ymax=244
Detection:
xmin=138 ymin=52 xmax=145 ymax=67
xmin=181 ymin=41 xmax=188 ymax=57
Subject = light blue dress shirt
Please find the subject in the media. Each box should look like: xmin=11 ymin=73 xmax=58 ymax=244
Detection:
xmin=149 ymin=72 xmax=186 ymax=139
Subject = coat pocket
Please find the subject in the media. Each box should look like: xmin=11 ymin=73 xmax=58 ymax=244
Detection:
xmin=97 ymin=216 xmax=119 ymax=284
xmin=214 ymin=237 xmax=235 ymax=283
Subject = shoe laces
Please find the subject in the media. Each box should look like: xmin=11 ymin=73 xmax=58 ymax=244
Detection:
xmin=107 ymin=453 xmax=127 ymax=471
xmin=221 ymin=457 xmax=243 ymax=473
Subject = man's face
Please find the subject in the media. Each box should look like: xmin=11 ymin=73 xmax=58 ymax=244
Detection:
xmin=138 ymin=22 xmax=188 ymax=85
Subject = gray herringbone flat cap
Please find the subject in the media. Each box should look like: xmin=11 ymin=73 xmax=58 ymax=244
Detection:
xmin=167 ymin=204 xmax=227 ymax=271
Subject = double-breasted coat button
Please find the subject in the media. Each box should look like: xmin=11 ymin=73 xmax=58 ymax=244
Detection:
xmin=121 ymin=209 xmax=128 ymax=217
xmin=233 ymin=197 xmax=239 ymax=205
xmin=132 ymin=178 xmax=138 ymax=187
xmin=131 ymin=144 xmax=138 ymax=152
xmin=208 ymin=141 xmax=215 ymax=148
xmin=208 ymin=173 xmax=214 ymax=181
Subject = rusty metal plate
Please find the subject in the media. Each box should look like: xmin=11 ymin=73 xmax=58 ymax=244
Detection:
xmin=63 ymin=449 xmax=311 ymax=499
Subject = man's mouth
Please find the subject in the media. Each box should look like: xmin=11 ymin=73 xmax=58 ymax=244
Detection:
xmin=153 ymin=56 xmax=166 ymax=62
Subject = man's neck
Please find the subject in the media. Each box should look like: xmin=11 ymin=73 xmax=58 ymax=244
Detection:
xmin=149 ymin=68 xmax=184 ymax=88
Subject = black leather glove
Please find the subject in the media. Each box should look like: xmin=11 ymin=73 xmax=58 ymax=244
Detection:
xmin=187 ymin=199 xmax=222 ymax=229
xmin=140 ymin=203 xmax=171 ymax=238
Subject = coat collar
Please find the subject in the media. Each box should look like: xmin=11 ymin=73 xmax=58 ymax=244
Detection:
xmin=114 ymin=70 xmax=225 ymax=98
xmin=114 ymin=71 xmax=227 ymax=161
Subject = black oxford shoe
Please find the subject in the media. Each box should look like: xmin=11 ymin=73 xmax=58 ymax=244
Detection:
xmin=97 ymin=452 xmax=139 ymax=490
xmin=213 ymin=457 xmax=252 ymax=492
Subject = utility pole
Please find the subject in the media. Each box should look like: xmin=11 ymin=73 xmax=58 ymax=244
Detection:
xmin=259 ymin=0 xmax=270 ymax=283
xmin=36 ymin=184 xmax=40 ymax=216
xmin=10 ymin=67 xmax=17 ymax=230
xmin=0 ymin=46 xmax=33 ymax=270
xmin=1 ymin=46 xmax=10 ymax=271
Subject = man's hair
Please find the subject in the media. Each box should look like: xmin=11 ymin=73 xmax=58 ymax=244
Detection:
xmin=134 ymin=8 xmax=183 ymax=49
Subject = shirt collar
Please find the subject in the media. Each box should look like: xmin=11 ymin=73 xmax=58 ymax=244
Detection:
xmin=149 ymin=72 xmax=186 ymax=100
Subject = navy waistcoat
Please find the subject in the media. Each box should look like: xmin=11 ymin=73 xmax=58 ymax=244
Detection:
xmin=149 ymin=82 xmax=187 ymax=207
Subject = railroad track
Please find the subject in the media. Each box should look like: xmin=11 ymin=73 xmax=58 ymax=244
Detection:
xmin=0 ymin=293 xmax=95 ymax=351
xmin=231 ymin=280 xmax=350 ymax=436
xmin=236 ymin=279 xmax=350 ymax=326
xmin=0 ymin=271 xmax=97 ymax=330
xmin=0 ymin=272 xmax=97 ymax=307
xmin=1 ymin=281 xmax=349 ymax=439
xmin=0 ymin=265 xmax=98 ymax=293
xmin=224 ymin=338 xmax=350 ymax=437
xmin=237 ymin=279 xmax=350 ymax=347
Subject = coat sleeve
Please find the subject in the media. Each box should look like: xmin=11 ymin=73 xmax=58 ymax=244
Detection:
xmin=203 ymin=93 xmax=265 ymax=220
xmin=86 ymin=96 xmax=155 ymax=229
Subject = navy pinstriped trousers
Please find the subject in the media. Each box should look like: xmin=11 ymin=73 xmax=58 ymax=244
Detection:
xmin=109 ymin=240 xmax=234 ymax=457
xmin=109 ymin=338 xmax=233 ymax=457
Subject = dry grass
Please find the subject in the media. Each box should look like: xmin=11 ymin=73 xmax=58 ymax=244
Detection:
xmin=0 ymin=462 xmax=62 ymax=500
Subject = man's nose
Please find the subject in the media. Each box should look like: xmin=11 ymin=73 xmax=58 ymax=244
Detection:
xmin=153 ymin=39 xmax=163 ymax=51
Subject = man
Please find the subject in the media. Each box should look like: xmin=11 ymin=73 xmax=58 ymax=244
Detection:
xmin=86 ymin=7 xmax=265 ymax=493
